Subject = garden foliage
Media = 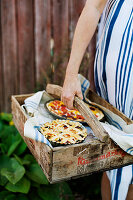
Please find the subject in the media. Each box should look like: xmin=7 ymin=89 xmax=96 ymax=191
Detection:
xmin=0 ymin=113 xmax=73 ymax=200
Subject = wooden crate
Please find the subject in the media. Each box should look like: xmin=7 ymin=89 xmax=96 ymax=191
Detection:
xmin=12 ymin=94 xmax=133 ymax=183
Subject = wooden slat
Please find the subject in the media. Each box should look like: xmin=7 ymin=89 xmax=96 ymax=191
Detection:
xmin=87 ymin=32 xmax=97 ymax=90
xmin=87 ymin=90 xmax=133 ymax=125
xmin=0 ymin=0 xmax=97 ymax=112
xmin=34 ymin=0 xmax=51 ymax=84
xmin=17 ymin=0 xmax=35 ymax=94
xmin=88 ymin=33 xmax=96 ymax=73
xmin=1 ymin=0 xmax=18 ymax=112
xmin=0 ymin=2 xmax=4 ymax=112
xmin=69 ymin=0 xmax=86 ymax=40
xmin=69 ymin=0 xmax=92 ymax=79
xmin=53 ymin=0 xmax=69 ymax=85
xmin=80 ymin=32 xmax=97 ymax=79
xmin=74 ymin=97 xmax=108 ymax=142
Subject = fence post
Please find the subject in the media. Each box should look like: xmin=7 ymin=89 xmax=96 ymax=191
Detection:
xmin=52 ymin=0 xmax=69 ymax=85
xmin=34 ymin=0 xmax=51 ymax=87
xmin=17 ymin=0 xmax=35 ymax=94
xmin=1 ymin=0 xmax=18 ymax=112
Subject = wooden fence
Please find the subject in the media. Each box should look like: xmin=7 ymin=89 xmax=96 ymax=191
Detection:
xmin=0 ymin=0 xmax=96 ymax=112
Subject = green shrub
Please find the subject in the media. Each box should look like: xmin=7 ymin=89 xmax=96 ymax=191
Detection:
xmin=0 ymin=113 xmax=73 ymax=200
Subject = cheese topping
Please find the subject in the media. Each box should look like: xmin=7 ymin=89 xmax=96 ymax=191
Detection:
xmin=46 ymin=100 xmax=104 ymax=121
xmin=40 ymin=119 xmax=87 ymax=145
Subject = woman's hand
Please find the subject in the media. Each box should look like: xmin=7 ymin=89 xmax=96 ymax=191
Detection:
xmin=61 ymin=74 xmax=83 ymax=109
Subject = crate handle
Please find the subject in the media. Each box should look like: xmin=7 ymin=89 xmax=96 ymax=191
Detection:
xmin=46 ymin=84 xmax=109 ymax=143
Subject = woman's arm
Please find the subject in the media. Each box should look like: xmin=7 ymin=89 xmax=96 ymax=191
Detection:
xmin=61 ymin=0 xmax=107 ymax=109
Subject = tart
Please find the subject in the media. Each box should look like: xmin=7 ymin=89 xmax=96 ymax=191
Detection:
xmin=46 ymin=100 xmax=104 ymax=122
xmin=40 ymin=119 xmax=88 ymax=146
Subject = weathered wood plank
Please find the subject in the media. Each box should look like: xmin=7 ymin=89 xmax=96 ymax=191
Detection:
xmin=0 ymin=0 xmax=97 ymax=112
xmin=74 ymin=96 xmax=109 ymax=142
xmin=69 ymin=0 xmax=92 ymax=79
xmin=86 ymin=89 xmax=133 ymax=125
xmin=79 ymin=32 xmax=97 ymax=80
xmin=87 ymin=32 xmax=96 ymax=90
xmin=52 ymin=139 xmax=133 ymax=183
xmin=34 ymin=0 xmax=51 ymax=84
xmin=69 ymin=0 xmax=86 ymax=40
xmin=53 ymin=0 xmax=69 ymax=85
xmin=1 ymin=0 xmax=18 ymax=112
xmin=0 ymin=2 xmax=4 ymax=112
xmin=17 ymin=0 xmax=35 ymax=94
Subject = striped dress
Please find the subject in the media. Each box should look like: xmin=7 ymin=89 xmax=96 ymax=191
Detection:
xmin=94 ymin=0 xmax=133 ymax=199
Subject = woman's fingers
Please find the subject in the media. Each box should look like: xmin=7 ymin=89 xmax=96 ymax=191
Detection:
xmin=61 ymin=75 xmax=83 ymax=110
xmin=61 ymin=89 xmax=83 ymax=109
xmin=66 ymin=95 xmax=75 ymax=110
xmin=61 ymin=92 xmax=75 ymax=109
xmin=76 ymin=89 xmax=83 ymax=100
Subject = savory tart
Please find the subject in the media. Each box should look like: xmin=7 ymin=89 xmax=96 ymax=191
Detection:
xmin=46 ymin=100 xmax=104 ymax=122
xmin=40 ymin=119 xmax=88 ymax=146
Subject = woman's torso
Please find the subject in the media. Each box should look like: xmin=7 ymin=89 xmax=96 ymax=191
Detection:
xmin=94 ymin=0 xmax=133 ymax=119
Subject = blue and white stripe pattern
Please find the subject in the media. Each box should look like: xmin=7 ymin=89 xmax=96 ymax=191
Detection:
xmin=94 ymin=0 xmax=133 ymax=199
xmin=34 ymin=126 xmax=53 ymax=148
xmin=81 ymin=79 xmax=90 ymax=99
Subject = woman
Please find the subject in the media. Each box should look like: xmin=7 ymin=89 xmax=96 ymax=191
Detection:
xmin=61 ymin=0 xmax=133 ymax=199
